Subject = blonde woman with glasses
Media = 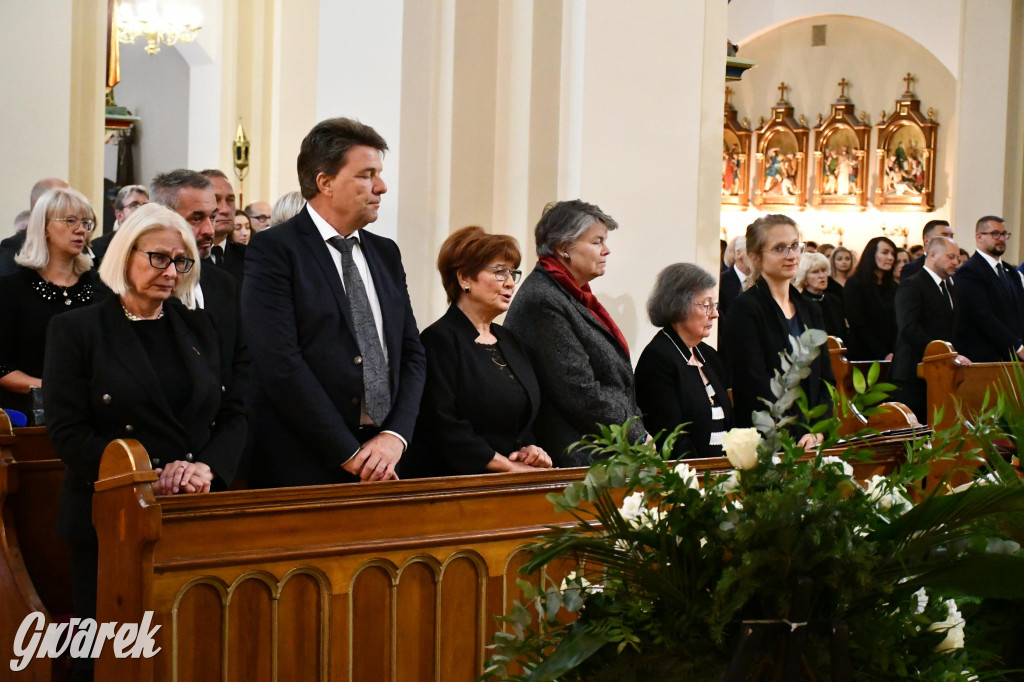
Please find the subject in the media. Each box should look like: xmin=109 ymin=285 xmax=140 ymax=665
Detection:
xmin=0 ymin=186 xmax=104 ymax=415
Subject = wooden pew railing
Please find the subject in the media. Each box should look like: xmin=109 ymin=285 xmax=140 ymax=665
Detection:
xmin=827 ymin=335 xmax=891 ymax=404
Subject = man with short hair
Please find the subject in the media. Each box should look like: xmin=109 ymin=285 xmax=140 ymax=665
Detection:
xmin=900 ymin=219 xmax=954 ymax=283
xmin=242 ymin=117 xmax=426 ymax=487
xmin=12 ymin=210 xmax=29 ymax=234
xmin=953 ymin=216 xmax=1024 ymax=362
xmin=91 ymin=184 xmax=149 ymax=262
xmin=244 ymin=200 xmax=273 ymax=232
xmin=200 ymin=169 xmax=246 ymax=281
xmin=719 ymin=234 xmax=750 ymax=316
xmin=0 ymin=177 xmax=71 ymax=276
xmin=891 ymin=236 xmax=970 ymax=421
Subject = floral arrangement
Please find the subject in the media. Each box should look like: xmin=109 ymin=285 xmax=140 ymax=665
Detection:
xmin=483 ymin=330 xmax=1024 ymax=681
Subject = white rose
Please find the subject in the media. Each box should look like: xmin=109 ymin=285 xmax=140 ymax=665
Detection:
xmin=721 ymin=428 xmax=761 ymax=470
xmin=619 ymin=492 xmax=645 ymax=522
xmin=673 ymin=462 xmax=701 ymax=490
xmin=820 ymin=455 xmax=854 ymax=478
xmin=930 ymin=599 xmax=965 ymax=652
xmin=864 ymin=475 xmax=912 ymax=513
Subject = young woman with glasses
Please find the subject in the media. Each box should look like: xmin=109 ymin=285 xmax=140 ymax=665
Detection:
xmin=720 ymin=214 xmax=833 ymax=449
xmin=0 ymin=186 xmax=104 ymax=415
xmin=403 ymin=225 xmax=551 ymax=477
xmin=43 ymin=203 xmax=247 ymax=681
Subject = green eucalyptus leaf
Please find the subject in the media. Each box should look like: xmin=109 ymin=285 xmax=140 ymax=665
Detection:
xmin=852 ymin=366 xmax=866 ymax=394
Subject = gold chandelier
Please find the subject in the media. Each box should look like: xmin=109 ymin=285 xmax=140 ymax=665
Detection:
xmin=116 ymin=1 xmax=202 ymax=55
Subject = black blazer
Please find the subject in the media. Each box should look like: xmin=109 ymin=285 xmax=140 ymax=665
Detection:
xmin=843 ymin=275 xmax=897 ymax=360
xmin=720 ymin=278 xmax=834 ymax=429
xmin=719 ymin=267 xmax=743 ymax=316
xmin=241 ymin=206 xmax=426 ymax=487
xmin=404 ymin=305 xmax=541 ymax=477
xmin=635 ymin=328 xmax=733 ymax=459
xmin=198 ymin=263 xmax=248 ymax=390
xmin=953 ymin=252 xmax=1024 ymax=362
xmin=43 ymin=295 xmax=247 ymax=542
xmin=799 ymin=289 xmax=847 ymax=340
xmin=891 ymin=268 xmax=957 ymax=420
xmin=89 ymin=230 xmax=115 ymax=265
xmin=899 ymin=254 xmax=926 ymax=284
xmin=207 ymin=240 xmax=247 ymax=283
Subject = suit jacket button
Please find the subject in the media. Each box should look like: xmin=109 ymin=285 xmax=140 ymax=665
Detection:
xmin=125 ymin=424 xmax=134 ymax=433
xmin=185 ymin=452 xmax=194 ymax=463
xmin=101 ymin=394 xmax=112 ymax=404
xmin=354 ymin=355 xmax=363 ymax=365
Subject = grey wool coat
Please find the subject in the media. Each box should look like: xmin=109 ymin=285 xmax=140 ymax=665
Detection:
xmin=504 ymin=264 xmax=648 ymax=467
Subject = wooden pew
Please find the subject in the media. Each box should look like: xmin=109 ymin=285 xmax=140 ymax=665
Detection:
xmin=827 ymin=335 xmax=891 ymax=405
xmin=0 ymin=409 xmax=72 ymax=682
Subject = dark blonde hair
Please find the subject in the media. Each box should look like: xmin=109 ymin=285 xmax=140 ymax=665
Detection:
xmin=743 ymin=214 xmax=799 ymax=289
xmin=437 ymin=226 xmax=521 ymax=303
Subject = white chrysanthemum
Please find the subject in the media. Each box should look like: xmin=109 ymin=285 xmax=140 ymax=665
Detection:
xmin=864 ymin=475 xmax=912 ymax=513
xmin=820 ymin=455 xmax=854 ymax=478
xmin=619 ymin=492 xmax=645 ymax=522
xmin=673 ymin=461 xmax=701 ymax=491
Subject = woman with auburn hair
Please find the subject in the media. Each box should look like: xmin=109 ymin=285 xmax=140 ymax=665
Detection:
xmin=404 ymin=226 xmax=550 ymax=477
xmin=844 ymin=236 xmax=898 ymax=361
xmin=44 ymin=203 xmax=247 ymax=681
xmin=0 ymin=187 xmax=104 ymax=415
xmin=720 ymin=214 xmax=833 ymax=449
xmin=505 ymin=200 xmax=649 ymax=466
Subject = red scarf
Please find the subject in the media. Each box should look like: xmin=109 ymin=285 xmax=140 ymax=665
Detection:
xmin=538 ymin=256 xmax=630 ymax=355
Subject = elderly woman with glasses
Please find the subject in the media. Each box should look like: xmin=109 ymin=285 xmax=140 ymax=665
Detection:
xmin=404 ymin=226 xmax=550 ymax=477
xmin=720 ymin=215 xmax=833 ymax=449
xmin=505 ymin=200 xmax=649 ymax=467
xmin=0 ymin=187 xmax=104 ymax=415
xmin=43 ymin=204 xmax=247 ymax=678
xmin=635 ymin=264 xmax=733 ymax=459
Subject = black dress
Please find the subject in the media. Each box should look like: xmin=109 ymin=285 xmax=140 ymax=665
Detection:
xmin=843 ymin=275 xmax=897 ymax=360
xmin=635 ymin=327 xmax=732 ymax=459
xmin=799 ymin=288 xmax=847 ymax=341
xmin=0 ymin=266 xmax=103 ymax=413
xmin=404 ymin=305 xmax=541 ymax=477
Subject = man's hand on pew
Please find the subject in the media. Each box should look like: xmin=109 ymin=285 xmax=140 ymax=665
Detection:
xmin=796 ymin=432 xmax=824 ymax=452
xmin=954 ymin=355 xmax=972 ymax=366
xmin=344 ymin=432 xmax=403 ymax=482
xmin=153 ymin=461 xmax=213 ymax=495
xmin=508 ymin=445 xmax=552 ymax=469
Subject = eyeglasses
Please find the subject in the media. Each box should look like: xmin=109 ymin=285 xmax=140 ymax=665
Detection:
xmin=50 ymin=216 xmax=96 ymax=233
xmin=122 ymin=201 xmax=147 ymax=211
xmin=484 ymin=265 xmax=522 ymax=282
xmin=766 ymin=241 xmax=804 ymax=257
xmin=133 ymin=247 xmax=195 ymax=273
xmin=979 ymin=230 xmax=1011 ymax=239
xmin=694 ymin=300 xmax=720 ymax=315
xmin=250 ymin=214 xmax=271 ymax=224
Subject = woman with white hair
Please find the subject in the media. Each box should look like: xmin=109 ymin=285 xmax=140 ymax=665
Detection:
xmin=270 ymin=190 xmax=306 ymax=227
xmin=0 ymin=187 xmax=103 ymax=415
xmin=43 ymin=202 xmax=247 ymax=681
xmin=795 ymin=251 xmax=847 ymax=339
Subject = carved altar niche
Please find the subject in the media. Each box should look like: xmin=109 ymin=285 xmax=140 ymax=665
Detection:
xmin=874 ymin=74 xmax=938 ymax=211
xmin=722 ymin=87 xmax=752 ymax=209
xmin=811 ymin=79 xmax=870 ymax=211
xmin=753 ymin=83 xmax=809 ymax=211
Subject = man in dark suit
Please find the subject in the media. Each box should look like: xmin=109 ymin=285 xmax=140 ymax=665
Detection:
xmin=953 ymin=216 xmax=1024 ymax=362
xmin=900 ymin=219 xmax=954 ymax=284
xmin=91 ymin=184 xmax=149 ymax=264
xmin=719 ymin=234 xmax=750 ymax=316
xmin=200 ymin=169 xmax=246 ymax=282
xmin=891 ymin=237 xmax=970 ymax=422
xmin=242 ymin=117 xmax=426 ymax=487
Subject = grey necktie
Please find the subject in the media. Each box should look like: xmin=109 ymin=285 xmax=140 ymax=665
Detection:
xmin=328 ymin=235 xmax=391 ymax=425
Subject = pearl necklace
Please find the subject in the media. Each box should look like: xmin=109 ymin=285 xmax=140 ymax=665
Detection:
xmin=122 ymin=305 xmax=164 ymax=321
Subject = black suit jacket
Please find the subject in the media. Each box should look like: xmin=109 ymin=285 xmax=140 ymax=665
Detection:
xmin=899 ymin=254 xmax=926 ymax=284
xmin=198 ymin=262 xmax=248 ymax=391
xmin=404 ymin=305 xmax=540 ymax=477
xmin=719 ymin=278 xmax=834 ymax=430
xmin=635 ymin=328 xmax=733 ymax=459
xmin=89 ymin=231 xmax=115 ymax=265
xmin=719 ymin=266 xmax=743 ymax=317
xmin=953 ymin=252 xmax=1024 ymax=362
xmin=843 ymin=275 xmax=897 ymax=360
xmin=241 ymin=206 xmax=426 ymax=487
xmin=207 ymin=241 xmax=246 ymax=283
xmin=0 ymin=231 xmax=26 ymax=277
xmin=891 ymin=268 xmax=957 ymax=421
xmin=43 ymin=295 xmax=247 ymax=542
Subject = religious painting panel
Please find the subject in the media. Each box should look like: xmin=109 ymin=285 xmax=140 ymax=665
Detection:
xmin=753 ymin=84 xmax=809 ymax=211
xmin=722 ymin=87 xmax=752 ymax=209
xmin=812 ymin=81 xmax=871 ymax=210
xmin=874 ymin=74 xmax=938 ymax=211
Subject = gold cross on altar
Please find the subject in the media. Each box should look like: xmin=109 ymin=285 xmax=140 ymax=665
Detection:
xmin=838 ymin=78 xmax=850 ymax=99
xmin=725 ymin=86 xmax=733 ymax=106
xmin=903 ymin=72 xmax=916 ymax=94
xmin=777 ymin=82 xmax=789 ymax=103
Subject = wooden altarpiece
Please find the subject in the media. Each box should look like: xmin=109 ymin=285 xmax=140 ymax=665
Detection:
xmin=874 ymin=74 xmax=938 ymax=211
xmin=753 ymin=83 xmax=809 ymax=211
xmin=811 ymin=78 xmax=870 ymax=210
xmin=722 ymin=87 xmax=752 ymax=209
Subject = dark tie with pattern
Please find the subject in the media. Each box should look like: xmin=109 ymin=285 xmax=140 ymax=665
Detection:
xmin=210 ymin=244 xmax=223 ymax=266
xmin=939 ymin=279 xmax=953 ymax=311
xmin=327 ymin=235 xmax=391 ymax=425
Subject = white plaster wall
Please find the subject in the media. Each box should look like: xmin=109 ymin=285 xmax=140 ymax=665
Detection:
xmin=105 ymin=42 xmax=191 ymax=187
xmin=182 ymin=0 xmax=224 ymax=173
xmin=316 ymin=0 xmax=405 ymax=242
xmin=0 ymin=0 xmax=73 ymax=236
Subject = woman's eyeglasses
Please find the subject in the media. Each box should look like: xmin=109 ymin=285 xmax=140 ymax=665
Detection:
xmin=50 ymin=216 xmax=96 ymax=233
xmin=694 ymin=300 xmax=720 ymax=315
xmin=766 ymin=241 xmax=804 ymax=257
xmin=133 ymin=248 xmax=196 ymax=273
xmin=484 ymin=265 xmax=522 ymax=282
